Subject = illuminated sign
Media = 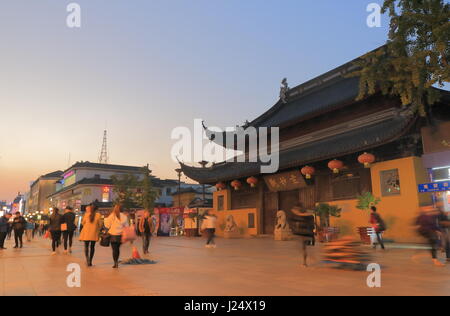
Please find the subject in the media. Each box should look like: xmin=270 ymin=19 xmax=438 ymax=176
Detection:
xmin=62 ymin=171 xmax=76 ymax=188
xmin=418 ymin=181 xmax=450 ymax=193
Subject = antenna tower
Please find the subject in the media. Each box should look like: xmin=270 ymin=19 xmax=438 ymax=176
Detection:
xmin=99 ymin=130 xmax=109 ymax=164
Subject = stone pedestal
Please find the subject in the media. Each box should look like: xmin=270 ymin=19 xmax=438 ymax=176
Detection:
xmin=274 ymin=230 xmax=293 ymax=241
xmin=223 ymin=230 xmax=241 ymax=239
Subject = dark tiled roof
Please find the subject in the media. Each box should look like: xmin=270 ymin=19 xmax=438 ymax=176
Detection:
xmin=42 ymin=170 xmax=64 ymax=179
xmin=65 ymin=162 xmax=144 ymax=173
xmin=182 ymin=114 xmax=416 ymax=184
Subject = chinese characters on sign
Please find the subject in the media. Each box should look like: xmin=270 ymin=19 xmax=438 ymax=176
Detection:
xmin=418 ymin=181 xmax=450 ymax=193
xmin=264 ymin=171 xmax=307 ymax=192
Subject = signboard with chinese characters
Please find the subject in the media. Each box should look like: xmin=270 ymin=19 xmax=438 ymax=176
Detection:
xmin=264 ymin=171 xmax=307 ymax=192
xmin=418 ymin=181 xmax=450 ymax=193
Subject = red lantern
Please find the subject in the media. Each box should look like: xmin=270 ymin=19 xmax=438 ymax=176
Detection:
xmin=358 ymin=152 xmax=375 ymax=168
xmin=231 ymin=180 xmax=242 ymax=191
xmin=328 ymin=159 xmax=344 ymax=174
xmin=247 ymin=176 xmax=258 ymax=188
xmin=215 ymin=182 xmax=226 ymax=191
xmin=301 ymin=166 xmax=315 ymax=179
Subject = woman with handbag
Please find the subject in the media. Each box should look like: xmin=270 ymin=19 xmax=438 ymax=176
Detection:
xmin=49 ymin=208 xmax=62 ymax=255
xmin=62 ymin=206 xmax=76 ymax=254
xmin=79 ymin=204 xmax=103 ymax=267
xmin=104 ymin=205 xmax=129 ymax=268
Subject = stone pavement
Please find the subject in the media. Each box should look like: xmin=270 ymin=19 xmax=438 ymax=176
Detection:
xmin=0 ymin=235 xmax=449 ymax=296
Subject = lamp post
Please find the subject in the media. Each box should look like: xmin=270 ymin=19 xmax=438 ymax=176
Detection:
xmin=175 ymin=168 xmax=183 ymax=208
xmin=198 ymin=161 xmax=208 ymax=203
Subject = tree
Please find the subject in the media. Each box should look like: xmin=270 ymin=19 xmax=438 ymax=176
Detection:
xmin=350 ymin=0 xmax=449 ymax=117
xmin=136 ymin=166 xmax=158 ymax=214
xmin=356 ymin=192 xmax=381 ymax=211
xmin=111 ymin=173 xmax=140 ymax=211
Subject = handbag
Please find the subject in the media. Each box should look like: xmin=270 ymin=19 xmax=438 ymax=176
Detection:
xmin=44 ymin=230 xmax=51 ymax=239
xmin=61 ymin=223 xmax=68 ymax=232
xmin=100 ymin=231 xmax=111 ymax=247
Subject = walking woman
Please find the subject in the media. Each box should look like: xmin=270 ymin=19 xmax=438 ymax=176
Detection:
xmin=139 ymin=210 xmax=153 ymax=254
xmin=49 ymin=208 xmax=62 ymax=255
xmin=62 ymin=206 xmax=76 ymax=254
xmin=104 ymin=205 xmax=129 ymax=268
xmin=79 ymin=204 xmax=102 ymax=267
xmin=416 ymin=206 xmax=445 ymax=267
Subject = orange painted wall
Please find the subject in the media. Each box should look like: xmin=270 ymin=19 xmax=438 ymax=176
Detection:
xmin=330 ymin=157 xmax=432 ymax=243
xmin=210 ymin=208 xmax=258 ymax=238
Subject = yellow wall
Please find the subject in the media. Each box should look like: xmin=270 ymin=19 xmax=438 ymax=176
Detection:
xmin=330 ymin=157 xmax=431 ymax=243
xmin=210 ymin=208 xmax=258 ymax=238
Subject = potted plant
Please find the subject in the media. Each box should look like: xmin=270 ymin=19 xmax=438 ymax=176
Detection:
xmin=314 ymin=203 xmax=342 ymax=242
xmin=356 ymin=192 xmax=381 ymax=243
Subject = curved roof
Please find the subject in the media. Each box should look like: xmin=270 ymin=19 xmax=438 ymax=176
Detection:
xmin=182 ymin=113 xmax=416 ymax=184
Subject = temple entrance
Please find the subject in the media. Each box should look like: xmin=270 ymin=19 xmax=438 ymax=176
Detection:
xmin=263 ymin=191 xmax=278 ymax=234
xmin=279 ymin=189 xmax=300 ymax=214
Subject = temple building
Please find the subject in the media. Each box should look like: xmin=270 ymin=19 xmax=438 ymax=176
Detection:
xmin=180 ymin=50 xmax=450 ymax=242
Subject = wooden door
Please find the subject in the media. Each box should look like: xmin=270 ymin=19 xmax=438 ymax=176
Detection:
xmin=279 ymin=189 xmax=300 ymax=214
xmin=263 ymin=191 xmax=278 ymax=234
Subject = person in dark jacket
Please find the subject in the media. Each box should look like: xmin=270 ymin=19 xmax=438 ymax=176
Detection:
xmin=62 ymin=206 xmax=76 ymax=254
xmin=288 ymin=206 xmax=316 ymax=267
xmin=12 ymin=212 xmax=27 ymax=249
xmin=369 ymin=206 xmax=386 ymax=250
xmin=437 ymin=207 xmax=450 ymax=262
xmin=0 ymin=213 xmax=12 ymax=249
xmin=416 ymin=206 xmax=444 ymax=267
xmin=49 ymin=208 xmax=62 ymax=255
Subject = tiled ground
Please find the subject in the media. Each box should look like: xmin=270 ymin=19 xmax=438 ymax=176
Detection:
xmin=0 ymin=235 xmax=449 ymax=296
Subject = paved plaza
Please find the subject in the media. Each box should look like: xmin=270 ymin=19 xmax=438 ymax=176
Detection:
xmin=0 ymin=235 xmax=449 ymax=296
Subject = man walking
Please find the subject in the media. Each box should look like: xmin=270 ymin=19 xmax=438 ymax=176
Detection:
xmin=0 ymin=213 xmax=12 ymax=249
xmin=370 ymin=206 xmax=386 ymax=250
xmin=288 ymin=206 xmax=316 ymax=267
xmin=202 ymin=211 xmax=217 ymax=248
xmin=12 ymin=212 xmax=27 ymax=249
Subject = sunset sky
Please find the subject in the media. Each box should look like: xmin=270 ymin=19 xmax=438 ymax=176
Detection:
xmin=0 ymin=1 xmax=398 ymax=201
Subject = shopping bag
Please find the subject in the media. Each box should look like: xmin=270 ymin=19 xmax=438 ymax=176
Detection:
xmin=121 ymin=225 xmax=137 ymax=243
xmin=44 ymin=230 xmax=51 ymax=239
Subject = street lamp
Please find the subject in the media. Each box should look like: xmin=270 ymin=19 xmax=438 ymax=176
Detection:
xmin=175 ymin=168 xmax=183 ymax=208
xmin=198 ymin=160 xmax=208 ymax=203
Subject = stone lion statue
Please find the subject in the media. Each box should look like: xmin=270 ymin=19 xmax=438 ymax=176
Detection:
xmin=224 ymin=215 xmax=238 ymax=232
xmin=275 ymin=210 xmax=290 ymax=233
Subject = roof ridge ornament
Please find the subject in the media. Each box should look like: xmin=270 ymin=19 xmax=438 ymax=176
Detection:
xmin=280 ymin=78 xmax=290 ymax=104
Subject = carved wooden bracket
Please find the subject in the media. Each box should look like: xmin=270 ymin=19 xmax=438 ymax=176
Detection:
xmin=442 ymin=140 xmax=450 ymax=147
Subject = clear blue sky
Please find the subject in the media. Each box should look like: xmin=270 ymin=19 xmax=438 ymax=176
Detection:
xmin=0 ymin=1 xmax=404 ymax=200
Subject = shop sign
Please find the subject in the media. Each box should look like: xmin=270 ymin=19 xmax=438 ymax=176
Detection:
xmin=264 ymin=170 xmax=306 ymax=192
xmin=418 ymin=181 xmax=450 ymax=193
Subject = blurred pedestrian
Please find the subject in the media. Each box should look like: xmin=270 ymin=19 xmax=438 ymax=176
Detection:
xmin=104 ymin=205 xmax=129 ymax=268
xmin=49 ymin=208 xmax=62 ymax=255
xmin=62 ymin=206 xmax=76 ymax=254
xmin=289 ymin=206 xmax=315 ymax=267
xmin=138 ymin=210 xmax=153 ymax=254
xmin=0 ymin=213 xmax=12 ymax=249
xmin=79 ymin=204 xmax=102 ymax=267
xmin=12 ymin=212 xmax=27 ymax=249
xmin=370 ymin=206 xmax=386 ymax=250
xmin=416 ymin=206 xmax=445 ymax=267
xmin=201 ymin=211 xmax=217 ymax=248
xmin=25 ymin=220 xmax=34 ymax=242
xmin=437 ymin=207 xmax=450 ymax=262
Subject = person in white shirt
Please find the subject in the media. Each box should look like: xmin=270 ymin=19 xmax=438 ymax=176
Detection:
xmin=201 ymin=211 xmax=217 ymax=248
xmin=104 ymin=205 xmax=129 ymax=268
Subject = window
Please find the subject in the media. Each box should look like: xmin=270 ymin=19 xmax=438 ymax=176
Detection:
xmin=248 ymin=213 xmax=255 ymax=228
xmin=217 ymin=195 xmax=224 ymax=211
xmin=380 ymin=169 xmax=401 ymax=196
xmin=331 ymin=172 xmax=361 ymax=200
